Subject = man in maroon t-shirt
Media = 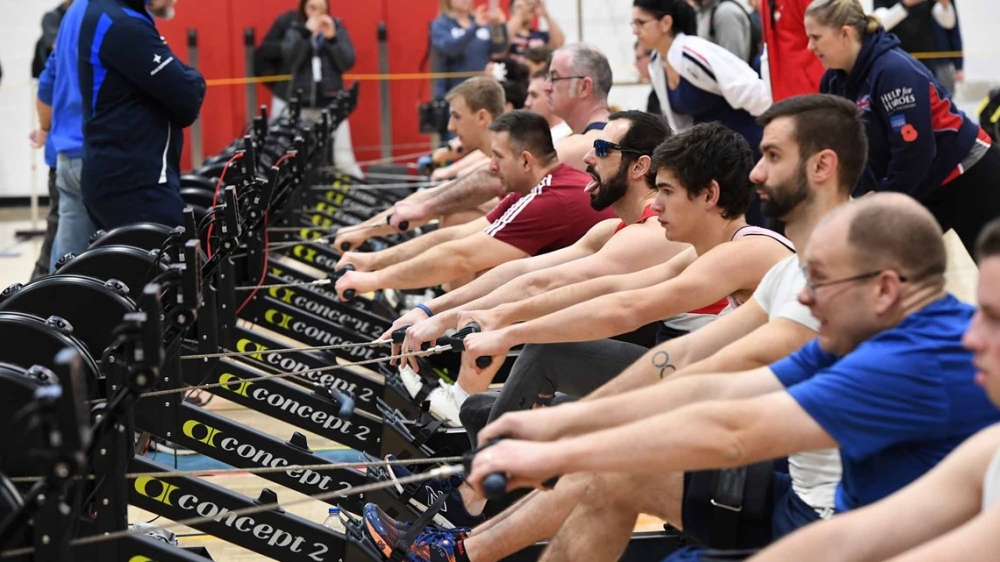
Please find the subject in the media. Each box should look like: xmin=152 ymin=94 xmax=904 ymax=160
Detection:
xmin=335 ymin=110 xmax=616 ymax=299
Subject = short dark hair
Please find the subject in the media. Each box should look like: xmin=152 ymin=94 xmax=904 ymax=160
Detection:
xmin=977 ymin=218 xmax=1000 ymax=262
xmin=524 ymin=46 xmax=553 ymax=66
xmin=531 ymin=68 xmax=549 ymax=81
xmin=608 ymin=110 xmax=673 ymax=186
xmin=503 ymin=81 xmax=529 ymax=110
xmin=757 ymin=94 xmax=868 ymax=194
xmin=650 ymin=123 xmax=754 ymax=219
xmin=489 ymin=109 xmax=557 ymax=163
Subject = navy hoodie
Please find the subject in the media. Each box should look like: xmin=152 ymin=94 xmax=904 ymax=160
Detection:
xmin=78 ymin=0 xmax=206 ymax=202
xmin=821 ymin=29 xmax=983 ymax=200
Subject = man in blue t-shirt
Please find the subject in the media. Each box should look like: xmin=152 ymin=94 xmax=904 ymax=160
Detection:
xmin=750 ymin=216 xmax=1000 ymax=562
xmin=464 ymin=192 xmax=1000 ymax=560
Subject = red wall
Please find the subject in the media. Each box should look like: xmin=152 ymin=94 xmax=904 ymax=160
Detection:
xmin=156 ymin=1 xmax=441 ymax=170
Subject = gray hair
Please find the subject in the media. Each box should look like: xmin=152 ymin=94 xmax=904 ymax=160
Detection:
xmin=556 ymin=43 xmax=613 ymax=102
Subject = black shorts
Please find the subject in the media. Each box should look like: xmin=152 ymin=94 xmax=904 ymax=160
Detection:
xmin=680 ymin=465 xmax=822 ymax=551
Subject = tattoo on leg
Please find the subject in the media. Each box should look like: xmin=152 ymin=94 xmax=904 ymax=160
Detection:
xmin=651 ymin=351 xmax=676 ymax=380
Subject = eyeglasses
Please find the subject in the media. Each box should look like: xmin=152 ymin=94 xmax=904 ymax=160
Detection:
xmin=631 ymin=18 xmax=654 ymax=29
xmin=546 ymin=73 xmax=586 ymax=83
xmin=801 ymin=268 xmax=909 ymax=298
xmin=593 ymin=139 xmax=646 ymax=158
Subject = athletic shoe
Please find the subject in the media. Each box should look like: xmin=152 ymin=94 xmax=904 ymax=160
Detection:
xmin=398 ymin=365 xmax=424 ymax=399
xmin=383 ymin=455 xmax=485 ymax=529
xmin=427 ymin=384 xmax=462 ymax=428
xmin=362 ymin=503 xmax=466 ymax=562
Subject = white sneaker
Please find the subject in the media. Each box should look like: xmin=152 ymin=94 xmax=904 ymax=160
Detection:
xmin=427 ymin=384 xmax=462 ymax=428
xmin=398 ymin=365 xmax=424 ymax=399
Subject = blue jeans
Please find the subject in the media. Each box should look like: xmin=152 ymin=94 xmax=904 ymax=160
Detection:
xmin=51 ymin=153 xmax=97 ymax=273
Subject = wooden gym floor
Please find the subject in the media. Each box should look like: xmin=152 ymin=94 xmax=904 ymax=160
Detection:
xmin=0 ymin=207 xmax=979 ymax=560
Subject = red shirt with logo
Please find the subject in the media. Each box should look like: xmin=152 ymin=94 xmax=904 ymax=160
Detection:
xmin=485 ymin=163 xmax=617 ymax=255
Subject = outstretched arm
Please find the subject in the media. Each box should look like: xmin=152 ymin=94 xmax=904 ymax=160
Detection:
xmin=752 ymin=424 xmax=1000 ymax=562
xmin=466 ymin=238 xmax=787 ymax=356
xmin=337 ymin=217 xmax=488 ymax=272
xmin=336 ymin=232 xmax=528 ymax=297
xmin=470 ymin=379 xmax=825 ymax=490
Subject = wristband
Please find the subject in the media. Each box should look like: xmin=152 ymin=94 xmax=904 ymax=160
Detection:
xmin=415 ymin=303 xmax=434 ymax=317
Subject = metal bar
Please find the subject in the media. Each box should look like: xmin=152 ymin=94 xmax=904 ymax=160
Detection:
xmin=244 ymin=28 xmax=258 ymax=126
xmin=377 ymin=22 xmax=392 ymax=162
xmin=187 ymin=29 xmax=204 ymax=169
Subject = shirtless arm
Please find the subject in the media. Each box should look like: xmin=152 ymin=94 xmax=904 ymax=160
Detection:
xmin=462 ymin=237 xmax=789 ymax=357
xmin=382 ymin=220 xmax=618 ymax=346
xmin=482 ymin=300 xmax=816 ymax=440
xmin=451 ymin=219 xmax=687 ymax=328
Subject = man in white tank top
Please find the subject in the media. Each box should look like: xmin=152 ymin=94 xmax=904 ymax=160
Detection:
xmin=750 ymin=217 xmax=1000 ymax=561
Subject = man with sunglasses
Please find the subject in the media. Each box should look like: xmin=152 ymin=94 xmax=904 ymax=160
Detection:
xmin=378 ymin=111 xmax=690 ymax=427
xmin=335 ymin=108 xmax=617 ymax=305
xmin=356 ymin=94 xmax=886 ymax=562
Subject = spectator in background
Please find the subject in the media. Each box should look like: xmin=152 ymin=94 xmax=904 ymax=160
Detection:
xmin=931 ymin=0 xmax=963 ymax=94
xmin=79 ymin=0 xmax=206 ymax=230
xmin=868 ymin=0 xmax=962 ymax=94
xmin=522 ymin=45 xmax=552 ymax=76
xmin=431 ymin=0 xmax=509 ymax=103
xmin=635 ymin=0 xmax=770 ymax=153
xmin=634 ymin=41 xmax=662 ymax=115
xmin=256 ymin=0 xmax=361 ymax=177
xmin=692 ymin=0 xmax=758 ymax=66
xmin=32 ymin=1 xmax=71 ymax=79
xmin=809 ymin=0 xmax=1000 ymax=255
xmin=507 ymin=0 xmax=565 ymax=61
xmin=28 ymin=0 xmax=73 ymax=280
xmin=760 ymin=0 xmax=826 ymax=101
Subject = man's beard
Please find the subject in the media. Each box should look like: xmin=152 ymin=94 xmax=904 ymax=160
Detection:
xmin=758 ymin=161 xmax=810 ymax=220
xmin=587 ymin=163 xmax=630 ymax=211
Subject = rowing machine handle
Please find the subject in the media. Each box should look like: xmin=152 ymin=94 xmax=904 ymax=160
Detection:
xmin=386 ymin=214 xmax=409 ymax=232
xmin=459 ymin=323 xmax=494 ymax=369
xmin=333 ymin=264 xmax=357 ymax=301
xmin=482 ymin=473 xmax=508 ymax=501
xmin=391 ymin=325 xmax=412 ymax=344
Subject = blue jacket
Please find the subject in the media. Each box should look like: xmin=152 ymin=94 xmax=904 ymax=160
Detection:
xmin=78 ymin=0 xmax=205 ymax=201
xmin=431 ymin=15 xmax=507 ymax=100
xmin=37 ymin=0 xmax=88 ymax=165
xmin=821 ymin=29 xmax=981 ymax=200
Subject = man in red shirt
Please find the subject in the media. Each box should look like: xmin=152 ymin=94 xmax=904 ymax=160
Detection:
xmin=761 ymin=0 xmax=825 ymax=100
xmin=335 ymin=110 xmax=616 ymax=298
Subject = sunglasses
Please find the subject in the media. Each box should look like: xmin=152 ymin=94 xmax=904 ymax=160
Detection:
xmin=593 ymin=139 xmax=646 ymax=158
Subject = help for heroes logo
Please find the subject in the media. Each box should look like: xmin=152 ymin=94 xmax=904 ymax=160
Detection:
xmin=881 ymin=87 xmax=917 ymax=113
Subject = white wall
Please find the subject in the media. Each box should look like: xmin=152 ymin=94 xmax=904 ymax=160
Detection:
xmin=0 ymin=1 xmax=52 ymax=200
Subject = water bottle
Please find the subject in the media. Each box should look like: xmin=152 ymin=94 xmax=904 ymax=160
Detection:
xmin=323 ymin=506 xmax=346 ymax=534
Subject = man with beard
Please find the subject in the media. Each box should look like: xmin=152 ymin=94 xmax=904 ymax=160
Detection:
xmin=335 ymin=108 xmax=617 ymax=303
xmin=359 ymin=94 xmax=858 ymax=562
xmin=377 ymin=111 xmax=689 ymax=428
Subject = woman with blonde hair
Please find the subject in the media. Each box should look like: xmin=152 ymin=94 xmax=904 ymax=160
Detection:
xmin=807 ymin=0 xmax=1000 ymax=256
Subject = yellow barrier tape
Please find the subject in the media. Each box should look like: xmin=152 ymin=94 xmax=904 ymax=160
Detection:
xmin=205 ymin=70 xmax=484 ymax=87
xmin=910 ymin=50 xmax=964 ymax=60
